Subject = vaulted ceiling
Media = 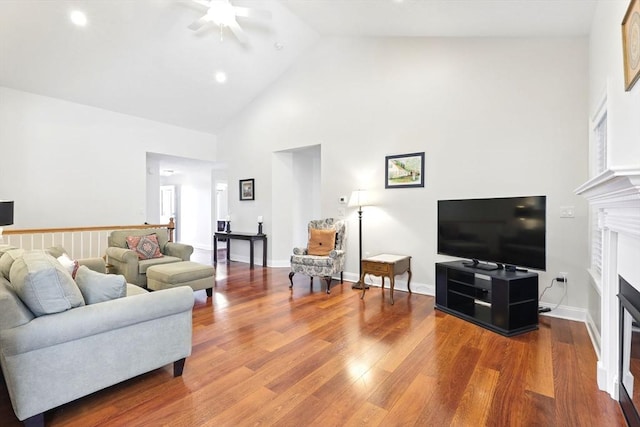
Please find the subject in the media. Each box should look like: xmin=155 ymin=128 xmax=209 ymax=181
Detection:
xmin=0 ymin=0 xmax=597 ymax=135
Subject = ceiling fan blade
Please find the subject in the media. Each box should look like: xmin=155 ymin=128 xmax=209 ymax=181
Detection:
xmin=226 ymin=19 xmax=249 ymax=44
xmin=233 ymin=6 xmax=272 ymax=20
xmin=191 ymin=0 xmax=211 ymax=8
xmin=188 ymin=16 xmax=209 ymax=31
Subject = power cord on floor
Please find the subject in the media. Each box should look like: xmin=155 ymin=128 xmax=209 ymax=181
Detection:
xmin=538 ymin=277 xmax=567 ymax=313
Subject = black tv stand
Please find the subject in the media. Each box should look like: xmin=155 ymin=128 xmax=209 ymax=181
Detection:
xmin=435 ymin=261 xmax=539 ymax=336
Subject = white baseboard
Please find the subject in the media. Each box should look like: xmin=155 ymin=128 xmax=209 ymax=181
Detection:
xmin=538 ymin=302 xmax=586 ymax=322
xmin=585 ymin=311 xmax=601 ymax=358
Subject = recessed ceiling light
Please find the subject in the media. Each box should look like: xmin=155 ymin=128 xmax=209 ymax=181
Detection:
xmin=70 ymin=10 xmax=87 ymax=27
xmin=274 ymin=42 xmax=284 ymax=51
xmin=214 ymin=71 xmax=227 ymax=84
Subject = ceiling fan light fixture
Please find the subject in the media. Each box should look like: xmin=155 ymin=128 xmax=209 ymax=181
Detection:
xmin=214 ymin=71 xmax=227 ymax=83
xmin=206 ymin=1 xmax=236 ymax=27
xmin=70 ymin=10 xmax=87 ymax=27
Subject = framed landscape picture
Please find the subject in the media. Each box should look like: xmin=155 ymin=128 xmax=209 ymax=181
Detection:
xmin=622 ymin=0 xmax=640 ymax=91
xmin=385 ymin=152 xmax=425 ymax=189
xmin=239 ymin=178 xmax=255 ymax=201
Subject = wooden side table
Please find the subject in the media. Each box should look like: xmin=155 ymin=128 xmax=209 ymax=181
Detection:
xmin=359 ymin=254 xmax=412 ymax=305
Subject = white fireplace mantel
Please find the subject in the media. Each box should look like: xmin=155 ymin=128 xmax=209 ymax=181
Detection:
xmin=576 ymin=166 xmax=640 ymax=398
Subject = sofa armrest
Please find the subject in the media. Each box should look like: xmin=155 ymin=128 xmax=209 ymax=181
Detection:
xmin=293 ymin=247 xmax=307 ymax=255
xmin=164 ymin=242 xmax=193 ymax=261
xmin=0 ymin=287 xmax=195 ymax=356
xmin=105 ymin=247 xmax=139 ymax=284
xmin=77 ymin=257 xmax=106 ymax=274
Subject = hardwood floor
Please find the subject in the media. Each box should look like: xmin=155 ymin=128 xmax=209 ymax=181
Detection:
xmin=0 ymin=261 xmax=625 ymax=426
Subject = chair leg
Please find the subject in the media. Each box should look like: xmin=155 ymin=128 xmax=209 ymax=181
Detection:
xmin=23 ymin=413 xmax=44 ymax=427
xmin=173 ymin=358 xmax=186 ymax=377
xmin=288 ymin=272 xmax=295 ymax=289
xmin=324 ymin=276 xmax=332 ymax=294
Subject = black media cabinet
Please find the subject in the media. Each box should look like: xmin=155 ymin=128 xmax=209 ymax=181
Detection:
xmin=435 ymin=261 xmax=539 ymax=336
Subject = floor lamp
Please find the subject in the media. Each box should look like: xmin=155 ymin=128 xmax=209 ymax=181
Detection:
xmin=0 ymin=200 xmax=14 ymax=245
xmin=348 ymin=190 xmax=369 ymax=290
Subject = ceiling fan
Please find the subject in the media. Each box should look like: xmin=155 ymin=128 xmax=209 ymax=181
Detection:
xmin=188 ymin=0 xmax=272 ymax=45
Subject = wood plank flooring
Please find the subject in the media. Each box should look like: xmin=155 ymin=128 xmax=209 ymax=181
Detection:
xmin=0 ymin=261 xmax=625 ymax=426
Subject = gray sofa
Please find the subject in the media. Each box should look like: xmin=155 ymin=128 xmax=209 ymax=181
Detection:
xmin=0 ymin=248 xmax=194 ymax=426
xmin=105 ymin=228 xmax=193 ymax=287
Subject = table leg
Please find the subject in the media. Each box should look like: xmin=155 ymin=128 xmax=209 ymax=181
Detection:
xmin=249 ymin=240 xmax=255 ymax=269
xmin=227 ymin=240 xmax=231 ymax=261
xmin=263 ymin=238 xmax=267 ymax=267
xmin=390 ymin=275 xmax=395 ymax=305
xmin=359 ymin=272 xmax=367 ymax=300
xmin=213 ymin=236 xmax=217 ymax=264
xmin=407 ymin=268 xmax=412 ymax=294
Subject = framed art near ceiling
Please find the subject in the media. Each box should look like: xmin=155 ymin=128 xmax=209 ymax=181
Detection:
xmin=239 ymin=178 xmax=255 ymax=201
xmin=622 ymin=0 xmax=640 ymax=91
xmin=385 ymin=152 xmax=425 ymax=189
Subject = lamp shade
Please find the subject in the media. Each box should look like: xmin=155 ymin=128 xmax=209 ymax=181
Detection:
xmin=0 ymin=201 xmax=14 ymax=226
xmin=348 ymin=190 xmax=369 ymax=208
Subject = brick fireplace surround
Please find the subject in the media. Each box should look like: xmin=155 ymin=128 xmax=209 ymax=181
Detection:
xmin=576 ymin=166 xmax=640 ymax=400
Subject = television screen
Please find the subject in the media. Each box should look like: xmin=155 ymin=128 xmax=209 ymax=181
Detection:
xmin=437 ymin=196 xmax=546 ymax=271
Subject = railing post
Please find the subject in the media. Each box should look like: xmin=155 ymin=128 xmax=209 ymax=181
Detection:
xmin=168 ymin=217 xmax=175 ymax=243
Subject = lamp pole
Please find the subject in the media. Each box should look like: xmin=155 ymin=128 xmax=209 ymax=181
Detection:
xmin=352 ymin=204 xmax=369 ymax=290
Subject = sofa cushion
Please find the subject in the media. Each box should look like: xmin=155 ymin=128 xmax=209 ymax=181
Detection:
xmin=109 ymin=228 xmax=169 ymax=251
xmin=126 ymin=234 xmax=163 ymax=260
xmin=74 ymin=265 xmax=126 ymax=304
xmin=0 ymin=248 xmax=24 ymax=280
xmin=307 ymin=228 xmax=336 ymax=256
xmin=138 ymin=255 xmax=182 ymax=274
xmin=57 ymin=253 xmax=80 ymax=278
xmin=0 ymin=277 xmax=34 ymax=329
xmin=9 ymin=251 xmax=85 ymax=317
xmin=290 ymin=254 xmax=337 ymax=267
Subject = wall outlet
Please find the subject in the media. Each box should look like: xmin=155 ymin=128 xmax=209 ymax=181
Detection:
xmin=337 ymin=207 xmax=345 ymax=217
xmin=558 ymin=272 xmax=568 ymax=283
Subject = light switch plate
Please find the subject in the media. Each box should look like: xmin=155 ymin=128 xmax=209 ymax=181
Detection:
xmin=560 ymin=206 xmax=575 ymax=218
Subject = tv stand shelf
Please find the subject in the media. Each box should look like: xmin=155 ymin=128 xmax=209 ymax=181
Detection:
xmin=435 ymin=261 xmax=538 ymax=336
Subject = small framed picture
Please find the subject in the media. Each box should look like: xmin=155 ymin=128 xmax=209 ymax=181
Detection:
xmin=385 ymin=152 xmax=425 ymax=189
xmin=239 ymin=178 xmax=255 ymax=201
xmin=622 ymin=0 xmax=640 ymax=91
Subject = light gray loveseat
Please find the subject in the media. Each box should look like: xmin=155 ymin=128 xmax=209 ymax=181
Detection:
xmin=0 ymin=248 xmax=194 ymax=426
xmin=106 ymin=228 xmax=193 ymax=287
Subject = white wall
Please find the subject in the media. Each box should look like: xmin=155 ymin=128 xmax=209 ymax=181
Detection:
xmin=219 ymin=36 xmax=590 ymax=307
xmin=585 ymin=1 xmax=640 ymax=343
xmin=590 ymin=1 xmax=640 ymax=168
xmin=0 ymin=87 xmax=217 ymax=227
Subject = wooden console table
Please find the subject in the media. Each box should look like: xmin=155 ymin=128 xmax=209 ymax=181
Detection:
xmin=359 ymin=254 xmax=412 ymax=305
xmin=213 ymin=232 xmax=267 ymax=269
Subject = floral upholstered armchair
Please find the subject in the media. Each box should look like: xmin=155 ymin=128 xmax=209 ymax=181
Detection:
xmin=289 ymin=218 xmax=346 ymax=294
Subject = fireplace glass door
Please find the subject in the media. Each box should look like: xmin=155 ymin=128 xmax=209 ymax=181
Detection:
xmin=620 ymin=276 xmax=640 ymax=426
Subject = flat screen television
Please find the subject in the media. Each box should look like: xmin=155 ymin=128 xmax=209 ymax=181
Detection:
xmin=437 ymin=195 xmax=546 ymax=271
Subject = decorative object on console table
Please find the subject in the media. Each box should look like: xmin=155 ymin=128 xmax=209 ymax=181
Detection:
xmin=348 ymin=190 xmax=370 ymax=290
xmin=225 ymin=215 xmax=231 ymax=233
xmin=0 ymin=200 xmax=14 ymax=244
xmin=385 ymin=152 xmax=425 ymax=189
xmin=622 ymin=0 xmax=640 ymax=91
xmin=359 ymin=254 xmax=412 ymax=305
xmin=257 ymin=216 xmax=263 ymax=234
xmin=217 ymin=220 xmax=226 ymax=232
xmin=239 ymin=178 xmax=255 ymax=201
